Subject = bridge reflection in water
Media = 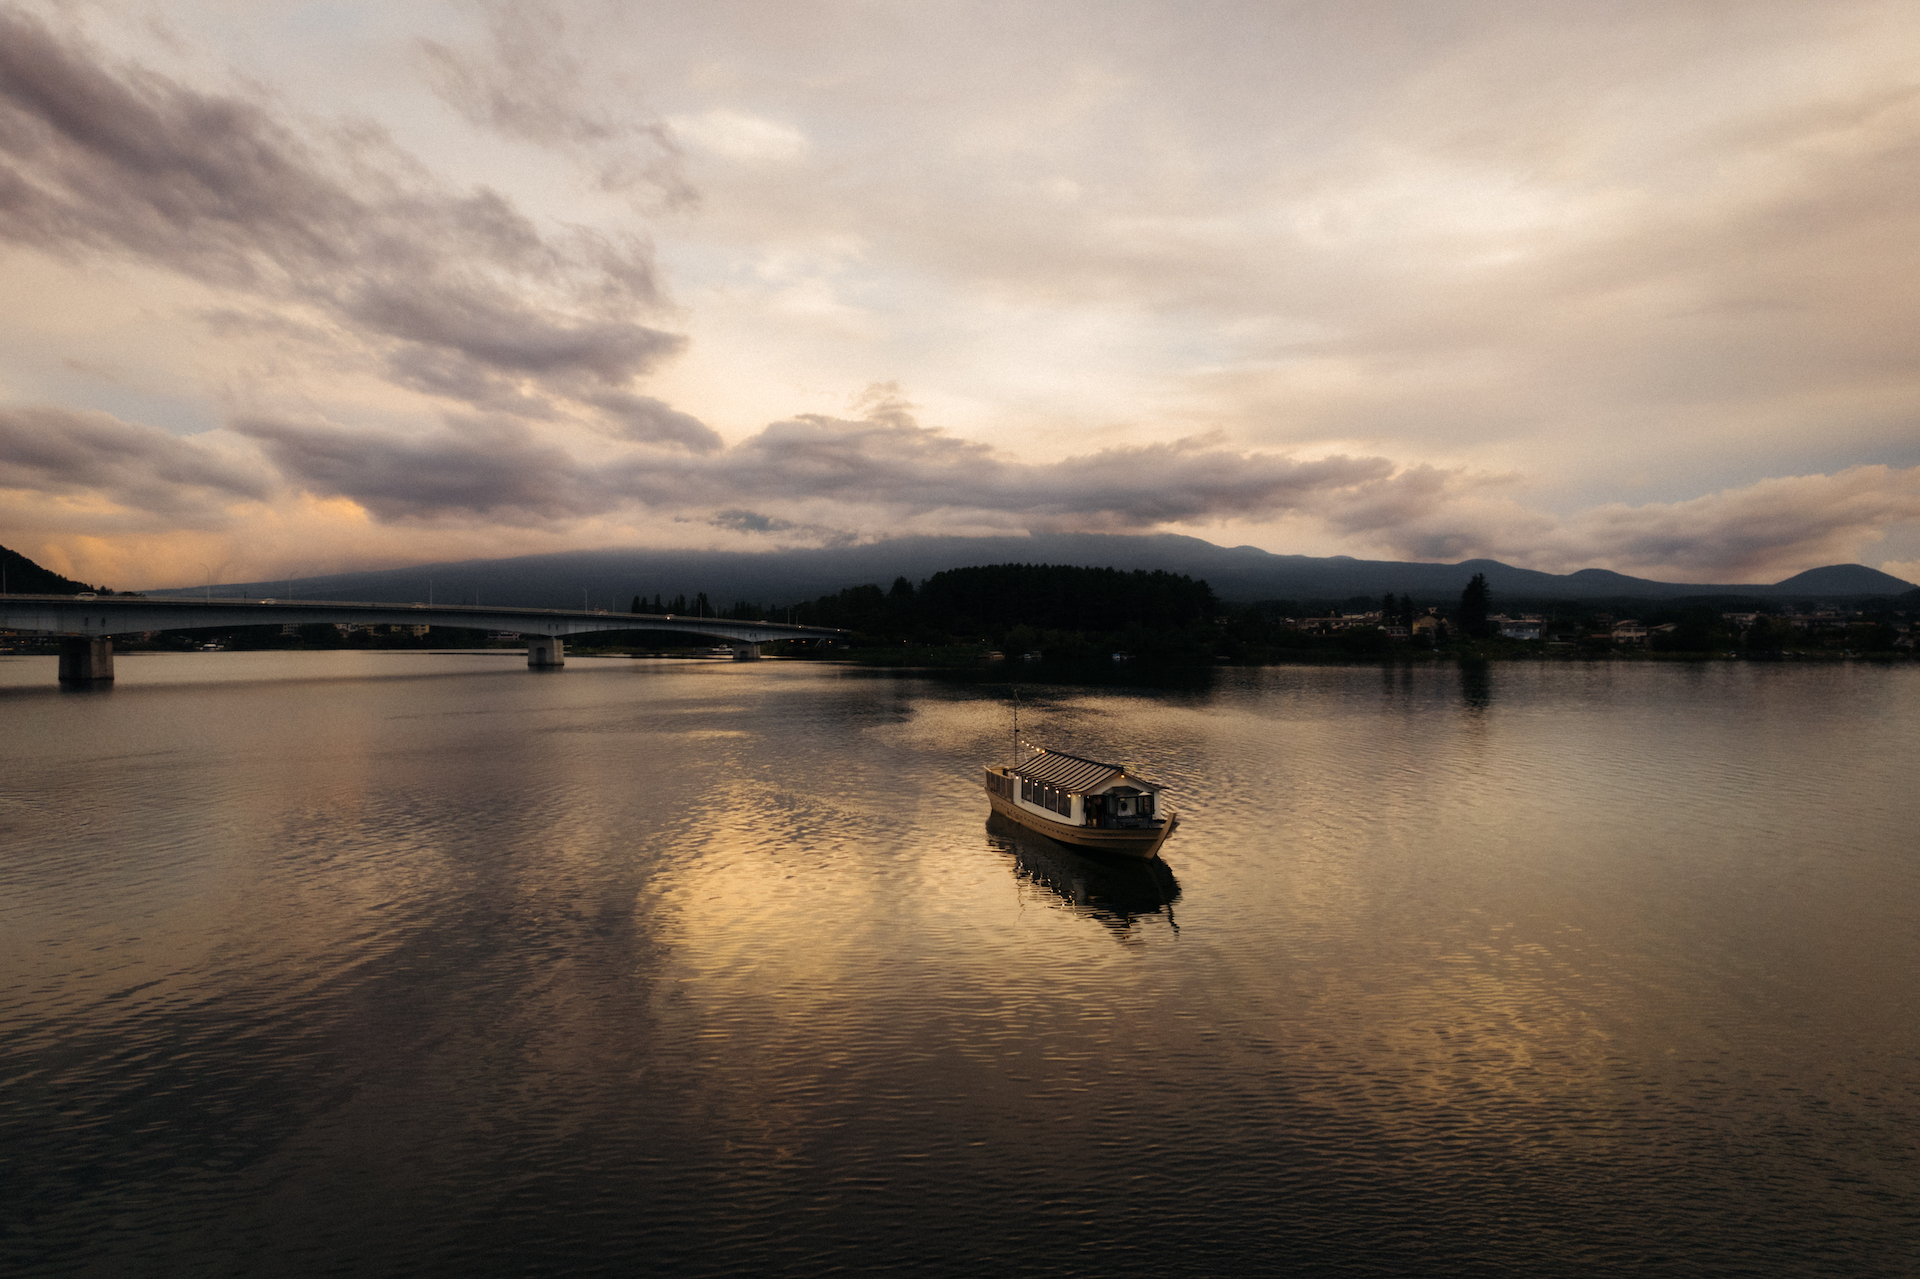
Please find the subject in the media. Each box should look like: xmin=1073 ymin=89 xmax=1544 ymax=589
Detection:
xmin=0 ymin=593 xmax=847 ymax=683
xmin=986 ymin=812 xmax=1181 ymax=941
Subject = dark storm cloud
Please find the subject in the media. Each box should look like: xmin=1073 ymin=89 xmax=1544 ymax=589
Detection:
xmin=658 ymin=415 xmax=1397 ymax=527
xmin=234 ymin=417 xmax=608 ymax=523
xmin=584 ymin=392 xmax=723 ymax=451
xmin=224 ymin=406 xmax=1402 ymax=530
xmin=18 ymin=403 xmax=1913 ymax=579
xmin=0 ymin=8 xmax=705 ymax=441
xmin=0 ymin=406 xmax=269 ymax=519
xmin=345 ymin=276 xmax=678 ymax=385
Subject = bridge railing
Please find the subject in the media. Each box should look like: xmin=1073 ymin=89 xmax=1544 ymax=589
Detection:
xmin=1 ymin=594 xmax=849 ymax=682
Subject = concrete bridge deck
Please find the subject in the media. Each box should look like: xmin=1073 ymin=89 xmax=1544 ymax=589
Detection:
xmin=0 ymin=594 xmax=848 ymax=682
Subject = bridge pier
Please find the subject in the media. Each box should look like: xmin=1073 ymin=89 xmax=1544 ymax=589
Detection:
xmin=730 ymin=643 xmax=761 ymax=661
xmin=59 ymin=636 xmax=114 ymax=683
xmin=525 ymin=635 xmax=565 ymax=668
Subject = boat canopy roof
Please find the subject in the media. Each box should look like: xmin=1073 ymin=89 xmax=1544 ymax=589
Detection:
xmin=1009 ymin=748 xmax=1162 ymax=795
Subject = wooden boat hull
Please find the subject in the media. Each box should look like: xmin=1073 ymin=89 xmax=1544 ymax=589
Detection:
xmin=985 ymin=787 xmax=1177 ymax=859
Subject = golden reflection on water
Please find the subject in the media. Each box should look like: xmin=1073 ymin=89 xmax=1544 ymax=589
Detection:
xmin=2 ymin=652 xmax=1917 ymax=1274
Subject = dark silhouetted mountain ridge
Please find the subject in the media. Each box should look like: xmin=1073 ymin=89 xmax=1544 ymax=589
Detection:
xmin=1767 ymin=564 xmax=1914 ymax=594
xmin=2 ymin=544 xmax=96 ymax=594
xmin=143 ymin=533 xmax=1918 ymax=608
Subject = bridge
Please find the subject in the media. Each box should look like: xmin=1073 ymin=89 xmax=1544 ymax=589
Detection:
xmin=0 ymin=594 xmax=849 ymax=682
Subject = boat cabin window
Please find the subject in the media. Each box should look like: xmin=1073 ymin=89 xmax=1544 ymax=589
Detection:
xmin=1013 ymin=775 xmax=1082 ymax=817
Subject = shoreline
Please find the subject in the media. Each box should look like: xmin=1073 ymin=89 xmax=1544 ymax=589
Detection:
xmin=819 ymin=645 xmax=1918 ymax=669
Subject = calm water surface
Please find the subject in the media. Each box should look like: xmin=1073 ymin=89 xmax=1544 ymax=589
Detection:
xmin=2 ymin=652 xmax=1917 ymax=1275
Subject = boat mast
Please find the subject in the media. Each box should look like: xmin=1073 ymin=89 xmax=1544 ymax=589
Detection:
xmin=1011 ymin=689 xmax=1018 ymax=765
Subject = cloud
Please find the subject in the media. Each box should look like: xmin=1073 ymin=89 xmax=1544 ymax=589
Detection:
xmin=345 ymin=275 xmax=678 ymax=385
xmin=1300 ymin=461 xmax=1920 ymax=582
xmin=608 ymin=0 xmax=1920 ymax=495
xmin=214 ymin=396 xmax=1920 ymax=581
xmin=0 ymin=7 xmax=702 ymax=440
xmin=1565 ymin=466 xmax=1920 ymax=580
xmin=586 ymin=406 xmax=1403 ymax=532
xmin=418 ymin=0 xmax=693 ymax=201
xmin=585 ymin=392 xmax=723 ymax=451
xmin=7 ymin=398 xmax=1916 ymax=584
xmin=0 ymin=405 xmax=269 ymax=521
xmin=7 ymin=4 xmax=1918 ymax=588
xmin=669 ymin=109 xmax=810 ymax=165
xmin=233 ymin=395 xmax=1413 ymax=533
xmin=234 ymin=416 xmax=606 ymax=523
xmin=707 ymin=508 xmax=857 ymax=547
xmin=420 ymin=1 xmax=615 ymax=147
xmin=710 ymin=509 xmax=799 ymax=534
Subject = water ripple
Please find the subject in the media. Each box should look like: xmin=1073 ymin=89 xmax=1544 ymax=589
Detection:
xmin=2 ymin=655 xmax=1916 ymax=1275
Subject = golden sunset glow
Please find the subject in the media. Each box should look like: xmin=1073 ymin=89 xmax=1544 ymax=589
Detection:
xmin=3 ymin=2 xmax=1919 ymax=588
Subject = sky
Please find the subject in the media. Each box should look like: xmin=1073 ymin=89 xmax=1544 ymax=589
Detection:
xmin=2 ymin=0 xmax=1919 ymax=591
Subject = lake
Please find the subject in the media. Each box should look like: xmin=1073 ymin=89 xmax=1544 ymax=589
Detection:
xmin=3 ymin=652 xmax=1916 ymax=1275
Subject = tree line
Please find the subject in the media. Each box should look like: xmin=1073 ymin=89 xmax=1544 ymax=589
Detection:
xmin=625 ymin=563 xmax=1224 ymax=660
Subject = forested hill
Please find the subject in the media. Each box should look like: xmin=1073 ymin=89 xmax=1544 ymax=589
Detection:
xmin=1 ymin=545 xmax=98 ymax=594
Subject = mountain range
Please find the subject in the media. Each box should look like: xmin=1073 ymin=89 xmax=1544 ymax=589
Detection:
xmin=149 ymin=533 xmax=1918 ymax=608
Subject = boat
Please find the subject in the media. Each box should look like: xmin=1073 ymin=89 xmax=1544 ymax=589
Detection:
xmin=982 ymin=746 xmax=1177 ymax=859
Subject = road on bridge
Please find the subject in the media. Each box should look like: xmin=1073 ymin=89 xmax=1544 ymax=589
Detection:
xmin=0 ymin=594 xmax=848 ymax=683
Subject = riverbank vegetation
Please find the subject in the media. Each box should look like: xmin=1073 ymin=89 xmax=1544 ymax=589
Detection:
xmin=636 ymin=564 xmax=1920 ymax=666
xmin=718 ymin=564 xmax=1225 ymax=664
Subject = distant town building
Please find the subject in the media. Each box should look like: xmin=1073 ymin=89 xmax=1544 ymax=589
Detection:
xmin=1300 ymin=610 xmax=1384 ymax=633
xmin=1489 ymin=613 xmax=1545 ymax=640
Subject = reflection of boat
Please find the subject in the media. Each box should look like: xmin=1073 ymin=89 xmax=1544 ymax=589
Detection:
xmin=982 ymin=745 xmax=1177 ymax=858
xmin=988 ymin=813 xmax=1180 ymax=935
